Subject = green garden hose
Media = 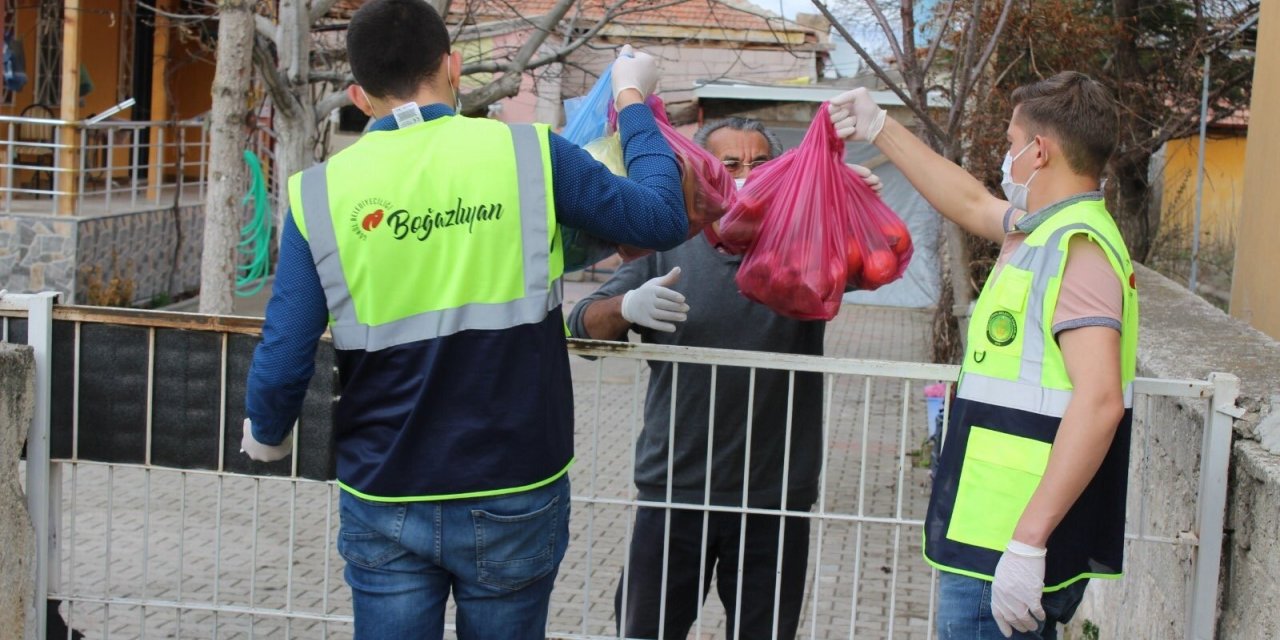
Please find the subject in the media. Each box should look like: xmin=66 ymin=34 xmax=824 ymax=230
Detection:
xmin=235 ymin=150 xmax=272 ymax=298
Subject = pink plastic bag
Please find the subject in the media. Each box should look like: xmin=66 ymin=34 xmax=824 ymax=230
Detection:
xmin=609 ymin=96 xmax=737 ymax=260
xmin=720 ymin=103 xmax=913 ymax=320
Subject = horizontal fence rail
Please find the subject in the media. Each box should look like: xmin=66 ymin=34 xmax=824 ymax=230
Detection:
xmin=1 ymin=301 xmax=1234 ymax=640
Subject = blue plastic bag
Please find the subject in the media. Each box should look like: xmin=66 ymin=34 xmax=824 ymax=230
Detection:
xmin=560 ymin=64 xmax=620 ymax=271
xmin=561 ymin=65 xmax=614 ymax=147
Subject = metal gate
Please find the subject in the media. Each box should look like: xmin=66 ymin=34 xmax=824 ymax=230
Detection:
xmin=4 ymin=294 xmax=1236 ymax=639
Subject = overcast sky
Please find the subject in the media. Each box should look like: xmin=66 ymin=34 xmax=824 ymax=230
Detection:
xmin=752 ymin=0 xmax=951 ymax=79
xmin=753 ymin=0 xmax=892 ymax=78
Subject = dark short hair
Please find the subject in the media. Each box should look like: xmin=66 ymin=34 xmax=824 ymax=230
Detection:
xmin=1011 ymin=71 xmax=1117 ymax=178
xmin=693 ymin=117 xmax=783 ymax=158
xmin=347 ymin=0 xmax=450 ymax=100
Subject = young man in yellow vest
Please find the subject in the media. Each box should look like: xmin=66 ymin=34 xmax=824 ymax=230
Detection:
xmin=238 ymin=0 xmax=691 ymax=637
xmin=830 ymin=73 xmax=1138 ymax=639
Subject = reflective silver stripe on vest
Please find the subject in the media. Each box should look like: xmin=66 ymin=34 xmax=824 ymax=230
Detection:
xmin=1005 ymin=222 xmax=1126 ymax=388
xmin=300 ymin=123 xmax=560 ymax=352
xmin=958 ymin=372 xmax=1134 ymax=418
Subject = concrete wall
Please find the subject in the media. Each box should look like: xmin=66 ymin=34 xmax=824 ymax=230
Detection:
xmin=1230 ymin=0 xmax=1280 ymax=339
xmin=1070 ymin=264 xmax=1280 ymax=638
xmin=0 ymin=343 xmax=36 ymax=640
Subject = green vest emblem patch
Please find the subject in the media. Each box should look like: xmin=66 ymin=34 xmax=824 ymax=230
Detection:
xmin=986 ymin=310 xmax=1017 ymax=347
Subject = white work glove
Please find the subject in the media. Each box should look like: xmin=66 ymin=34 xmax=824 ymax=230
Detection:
xmin=240 ymin=418 xmax=294 ymax=463
xmin=848 ymin=163 xmax=883 ymax=194
xmin=611 ymin=44 xmax=659 ymax=103
xmin=829 ymin=88 xmax=887 ymax=143
xmin=621 ymin=267 xmax=689 ymax=333
xmin=991 ymin=540 xmax=1047 ymax=637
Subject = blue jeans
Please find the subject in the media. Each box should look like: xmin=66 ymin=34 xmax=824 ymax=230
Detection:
xmin=936 ymin=572 xmax=1089 ymax=640
xmin=337 ymin=475 xmax=571 ymax=640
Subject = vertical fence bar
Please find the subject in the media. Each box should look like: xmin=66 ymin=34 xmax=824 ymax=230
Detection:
xmin=1188 ymin=373 xmax=1240 ymax=640
xmin=580 ymin=357 xmax=606 ymax=635
xmin=5 ymin=123 xmax=14 ymax=210
xmin=770 ymin=371 xmax=798 ymax=640
xmin=130 ymin=128 xmax=140 ymax=207
xmin=694 ymin=365 xmax=718 ymax=640
xmin=154 ymin=127 xmax=165 ymax=205
xmin=250 ymin=478 xmax=261 ymax=639
xmin=886 ymin=379 xmax=912 ymax=638
xmin=77 ymin=127 xmax=87 ymax=213
xmin=732 ymin=368 xmax=758 ymax=640
xmin=808 ymin=373 xmax=836 ymax=640
xmin=177 ymin=126 xmax=186 ymax=198
xmin=141 ymin=327 xmax=156 ymax=637
xmin=105 ymin=127 xmax=115 ymax=210
xmin=618 ymin=357 xmax=646 ymax=638
xmin=657 ymin=362 xmax=679 ymax=639
xmin=103 ymin=465 xmax=115 ymax=634
xmin=322 ymin=485 xmax=334 ymax=640
xmin=15 ymin=293 xmax=57 ymax=639
xmin=848 ymin=376 xmax=872 ymax=640
xmin=1140 ymin=394 xmax=1153 ymax=540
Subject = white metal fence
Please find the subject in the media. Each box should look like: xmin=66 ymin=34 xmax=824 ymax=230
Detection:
xmin=0 ymin=114 xmax=275 ymax=215
xmin=3 ymin=297 xmax=1236 ymax=640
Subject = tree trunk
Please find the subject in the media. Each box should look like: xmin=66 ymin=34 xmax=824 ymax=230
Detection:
xmin=272 ymin=107 xmax=317 ymax=231
xmin=1112 ymin=150 xmax=1155 ymax=261
xmin=199 ymin=0 xmax=255 ymax=314
xmin=1108 ymin=0 xmax=1155 ymax=261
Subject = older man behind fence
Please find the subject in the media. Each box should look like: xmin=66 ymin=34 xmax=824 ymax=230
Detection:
xmin=568 ymin=117 xmax=882 ymax=640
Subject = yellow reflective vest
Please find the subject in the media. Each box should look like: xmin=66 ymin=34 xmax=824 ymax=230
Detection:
xmin=924 ymin=194 xmax=1139 ymax=591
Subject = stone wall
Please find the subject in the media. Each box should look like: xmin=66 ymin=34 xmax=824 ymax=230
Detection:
xmin=75 ymin=205 xmax=205 ymax=305
xmin=0 ymin=343 xmax=36 ymax=640
xmin=0 ymin=204 xmax=206 ymax=305
xmin=0 ymin=215 xmax=77 ymax=299
xmin=1069 ymin=264 xmax=1280 ymax=638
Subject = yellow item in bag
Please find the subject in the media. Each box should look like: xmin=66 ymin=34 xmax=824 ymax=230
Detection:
xmin=584 ymin=134 xmax=626 ymax=177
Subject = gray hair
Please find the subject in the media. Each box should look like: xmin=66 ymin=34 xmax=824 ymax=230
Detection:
xmin=693 ymin=117 xmax=784 ymax=158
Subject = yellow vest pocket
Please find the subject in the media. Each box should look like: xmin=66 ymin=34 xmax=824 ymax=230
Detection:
xmin=946 ymin=426 xmax=1052 ymax=551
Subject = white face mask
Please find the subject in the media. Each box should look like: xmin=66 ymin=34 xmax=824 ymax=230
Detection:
xmin=1001 ymin=139 xmax=1040 ymax=212
xmin=734 ymin=178 xmax=746 ymax=190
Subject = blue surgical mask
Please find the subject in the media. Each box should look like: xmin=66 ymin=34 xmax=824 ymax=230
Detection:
xmin=734 ymin=178 xmax=746 ymax=191
xmin=1001 ymin=139 xmax=1040 ymax=212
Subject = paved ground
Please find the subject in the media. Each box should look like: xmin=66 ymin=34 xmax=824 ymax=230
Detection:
xmin=49 ymin=279 xmax=942 ymax=639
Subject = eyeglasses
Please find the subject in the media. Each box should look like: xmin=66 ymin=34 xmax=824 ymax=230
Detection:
xmin=721 ymin=159 xmax=769 ymax=172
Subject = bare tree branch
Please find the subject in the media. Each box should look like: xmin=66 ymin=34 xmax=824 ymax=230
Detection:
xmin=948 ymin=0 xmax=1014 ymax=137
xmin=255 ymin=14 xmax=276 ymax=44
xmin=254 ymin=33 xmax=301 ymax=120
xmin=864 ymin=0 xmax=907 ymax=69
xmin=922 ymin=0 xmax=957 ymax=76
xmin=309 ymin=0 xmax=341 ymax=25
xmin=280 ymin=0 xmax=309 ymax=84
xmin=311 ymin=70 xmax=354 ymax=84
xmin=316 ymin=89 xmax=352 ymax=124
xmin=811 ymin=0 xmax=949 ymax=146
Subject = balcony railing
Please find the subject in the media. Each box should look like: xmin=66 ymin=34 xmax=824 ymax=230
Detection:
xmin=0 ymin=114 xmax=277 ymax=216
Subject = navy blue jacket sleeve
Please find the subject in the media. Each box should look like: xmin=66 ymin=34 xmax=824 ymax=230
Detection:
xmin=244 ymin=214 xmax=328 ymax=444
xmin=550 ymin=103 xmax=688 ymax=250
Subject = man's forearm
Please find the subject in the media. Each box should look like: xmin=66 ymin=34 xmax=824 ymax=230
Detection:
xmin=1012 ymin=394 xmax=1125 ymax=547
xmin=580 ymin=296 xmax=632 ymax=341
xmin=874 ymin=118 xmax=1006 ymax=242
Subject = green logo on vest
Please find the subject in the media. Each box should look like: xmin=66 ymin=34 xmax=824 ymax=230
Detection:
xmin=986 ymin=310 xmax=1017 ymax=347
